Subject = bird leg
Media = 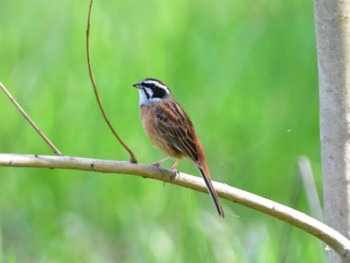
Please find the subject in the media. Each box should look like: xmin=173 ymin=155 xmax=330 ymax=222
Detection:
xmin=152 ymin=156 xmax=170 ymax=167
xmin=171 ymin=159 xmax=180 ymax=171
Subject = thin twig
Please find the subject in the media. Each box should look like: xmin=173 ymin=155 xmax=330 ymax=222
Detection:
xmin=0 ymin=153 xmax=349 ymax=262
xmin=85 ymin=0 xmax=137 ymax=163
xmin=0 ymin=83 xmax=63 ymax=156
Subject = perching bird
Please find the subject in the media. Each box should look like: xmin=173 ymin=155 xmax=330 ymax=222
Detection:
xmin=133 ymin=78 xmax=224 ymax=217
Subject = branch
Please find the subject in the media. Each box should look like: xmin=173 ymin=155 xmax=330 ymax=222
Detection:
xmin=0 ymin=153 xmax=349 ymax=262
xmin=85 ymin=0 xmax=137 ymax=163
xmin=0 ymin=83 xmax=62 ymax=156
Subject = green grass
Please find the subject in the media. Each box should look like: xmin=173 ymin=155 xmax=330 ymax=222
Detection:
xmin=0 ymin=0 xmax=326 ymax=262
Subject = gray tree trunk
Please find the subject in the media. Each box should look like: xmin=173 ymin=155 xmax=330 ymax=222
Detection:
xmin=314 ymin=0 xmax=350 ymax=262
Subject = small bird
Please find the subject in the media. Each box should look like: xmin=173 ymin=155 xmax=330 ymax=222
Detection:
xmin=133 ymin=78 xmax=224 ymax=217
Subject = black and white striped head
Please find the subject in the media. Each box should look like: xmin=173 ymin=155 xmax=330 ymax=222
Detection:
xmin=133 ymin=78 xmax=172 ymax=106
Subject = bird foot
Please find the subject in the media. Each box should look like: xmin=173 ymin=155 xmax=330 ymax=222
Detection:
xmin=171 ymin=159 xmax=180 ymax=173
xmin=152 ymin=156 xmax=170 ymax=167
xmin=171 ymin=167 xmax=179 ymax=172
xmin=152 ymin=161 xmax=161 ymax=167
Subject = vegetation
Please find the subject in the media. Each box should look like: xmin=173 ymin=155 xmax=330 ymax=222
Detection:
xmin=0 ymin=0 xmax=323 ymax=262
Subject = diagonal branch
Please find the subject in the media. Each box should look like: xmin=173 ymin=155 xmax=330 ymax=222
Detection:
xmin=85 ymin=0 xmax=137 ymax=163
xmin=0 ymin=82 xmax=63 ymax=156
xmin=0 ymin=153 xmax=349 ymax=262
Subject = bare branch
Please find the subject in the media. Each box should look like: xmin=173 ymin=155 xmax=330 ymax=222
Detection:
xmin=0 ymin=153 xmax=349 ymax=262
xmin=85 ymin=0 xmax=137 ymax=163
xmin=0 ymin=82 xmax=63 ymax=156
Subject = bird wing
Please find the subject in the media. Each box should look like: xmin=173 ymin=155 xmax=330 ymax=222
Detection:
xmin=154 ymin=100 xmax=200 ymax=163
xmin=154 ymin=99 xmax=225 ymax=217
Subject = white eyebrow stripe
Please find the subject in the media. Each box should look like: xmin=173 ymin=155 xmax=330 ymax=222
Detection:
xmin=143 ymin=80 xmax=168 ymax=90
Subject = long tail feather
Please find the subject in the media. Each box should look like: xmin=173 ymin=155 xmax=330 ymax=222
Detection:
xmin=199 ymin=167 xmax=225 ymax=217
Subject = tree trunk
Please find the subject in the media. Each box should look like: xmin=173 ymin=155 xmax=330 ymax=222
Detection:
xmin=314 ymin=0 xmax=350 ymax=262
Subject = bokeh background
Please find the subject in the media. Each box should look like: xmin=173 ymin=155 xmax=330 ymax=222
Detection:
xmin=0 ymin=0 xmax=323 ymax=262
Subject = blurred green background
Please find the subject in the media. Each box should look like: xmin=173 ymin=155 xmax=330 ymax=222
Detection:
xmin=0 ymin=0 xmax=323 ymax=262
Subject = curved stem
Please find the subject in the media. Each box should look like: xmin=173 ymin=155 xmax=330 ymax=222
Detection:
xmin=85 ymin=0 xmax=137 ymax=163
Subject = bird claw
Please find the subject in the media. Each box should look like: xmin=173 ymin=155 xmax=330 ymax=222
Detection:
xmin=171 ymin=166 xmax=180 ymax=176
xmin=152 ymin=156 xmax=170 ymax=167
xmin=152 ymin=158 xmax=180 ymax=176
xmin=171 ymin=167 xmax=179 ymax=172
xmin=171 ymin=159 xmax=179 ymax=171
xmin=152 ymin=162 xmax=161 ymax=167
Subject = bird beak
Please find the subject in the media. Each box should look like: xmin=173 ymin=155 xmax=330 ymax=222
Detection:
xmin=132 ymin=83 xmax=141 ymax=89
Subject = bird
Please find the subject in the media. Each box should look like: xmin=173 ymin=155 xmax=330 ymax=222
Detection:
xmin=133 ymin=78 xmax=225 ymax=217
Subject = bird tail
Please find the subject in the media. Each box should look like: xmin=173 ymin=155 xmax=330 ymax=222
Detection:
xmin=199 ymin=166 xmax=225 ymax=217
